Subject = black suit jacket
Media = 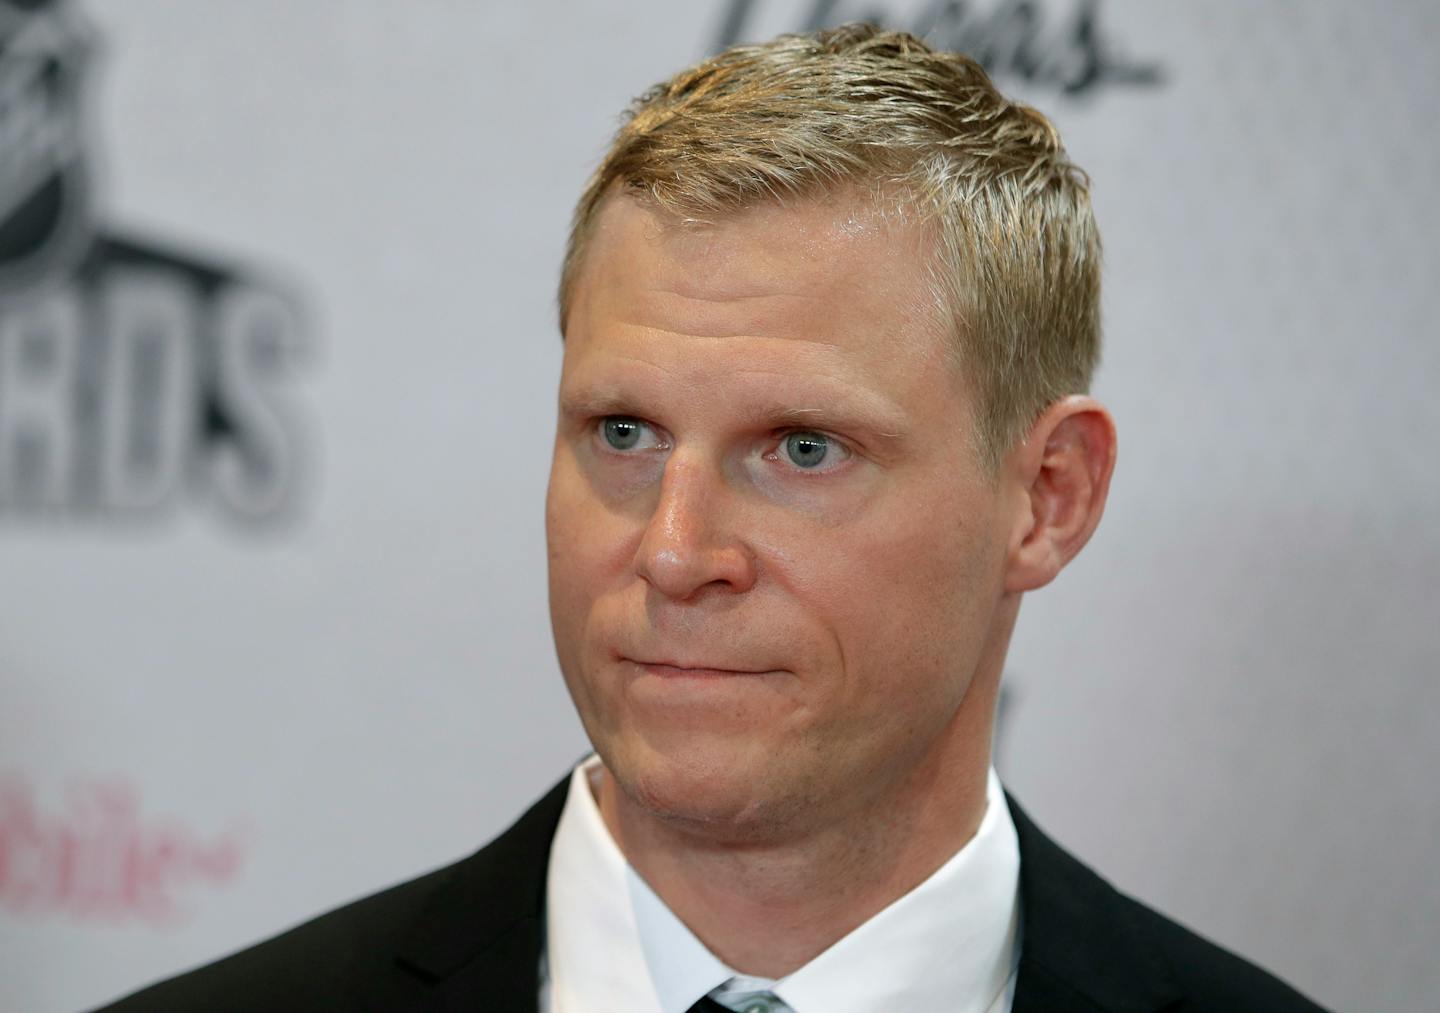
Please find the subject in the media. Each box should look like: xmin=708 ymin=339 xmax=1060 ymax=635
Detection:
xmin=99 ymin=778 xmax=1326 ymax=1012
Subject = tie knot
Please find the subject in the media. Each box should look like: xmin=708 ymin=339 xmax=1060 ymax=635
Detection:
xmin=690 ymin=981 xmax=791 ymax=1013
xmin=733 ymin=997 xmax=784 ymax=1013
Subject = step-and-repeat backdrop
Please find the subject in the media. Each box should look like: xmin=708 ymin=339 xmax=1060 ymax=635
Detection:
xmin=2 ymin=2 xmax=1436 ymax=1010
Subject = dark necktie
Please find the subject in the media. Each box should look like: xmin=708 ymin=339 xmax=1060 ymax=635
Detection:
xmin=687 ymin=994 xmax=787 ymax=1013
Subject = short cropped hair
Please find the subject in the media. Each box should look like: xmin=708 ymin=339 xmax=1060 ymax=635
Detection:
xmin=558 ymin=23 xmax=1101 ymax=470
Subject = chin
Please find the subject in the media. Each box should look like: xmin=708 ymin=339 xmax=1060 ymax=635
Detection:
xmin=605 ymin=732 xmax=810 ymax=841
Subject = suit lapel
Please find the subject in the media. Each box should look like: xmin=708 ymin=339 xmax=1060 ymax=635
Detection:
xmin=392 ymin=776 xmax=572 ymax=1012
xmin=1006 ymin=793 xmax=1181 ymax=1013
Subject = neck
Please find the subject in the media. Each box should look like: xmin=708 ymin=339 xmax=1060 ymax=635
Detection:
xmin=596 ymin=674 xmax=999 ymax=978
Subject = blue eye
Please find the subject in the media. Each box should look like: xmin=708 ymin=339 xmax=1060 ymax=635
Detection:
xmin=601 ymin=417 xmax=644 ymax=450
xmin=784 ymin=432 xmax=830 ymax=468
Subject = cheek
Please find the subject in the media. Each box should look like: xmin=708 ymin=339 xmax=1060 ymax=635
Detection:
xmin=547 ymin=466 xmax=633 ymax=737
xmin=546 ymin=457 xmax=645 ymax=653
xmin=549 ymin=447 xmax=632 ymax=571
xmin=796 ymin=488 xmax=1001 ymax=701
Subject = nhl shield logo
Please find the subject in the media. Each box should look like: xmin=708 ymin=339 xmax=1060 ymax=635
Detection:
xmin=0 ymin=0 xmax=310 ymax=527
xmin=0 ymin=0 xmax=94 ymax=293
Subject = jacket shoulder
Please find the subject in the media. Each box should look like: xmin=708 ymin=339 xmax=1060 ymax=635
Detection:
xmin=95 ymin=776 xmax=571 ymax=1012
xmin=94 ymin=856 xmax=466 ymax=1011
xmin=1005 ymin=792 xmax=1329 ymax=1013
xmin=1116 ymin=890 xmax=1328 ymax=1012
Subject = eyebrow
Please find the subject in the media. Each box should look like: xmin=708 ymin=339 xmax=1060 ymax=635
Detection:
xmin=770 ymin=405 xmax=905 ymax=445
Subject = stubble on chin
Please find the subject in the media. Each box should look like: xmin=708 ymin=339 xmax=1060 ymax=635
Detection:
xmin=596 ymin=737 xmax=833 ymax=850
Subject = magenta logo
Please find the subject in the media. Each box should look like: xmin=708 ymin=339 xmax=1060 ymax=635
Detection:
xmin=0 ymin=774 xmax=248 ymax=924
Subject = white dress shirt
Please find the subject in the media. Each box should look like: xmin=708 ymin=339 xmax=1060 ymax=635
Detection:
xmin=543 ymin=756 xmax=1021 ymax=1013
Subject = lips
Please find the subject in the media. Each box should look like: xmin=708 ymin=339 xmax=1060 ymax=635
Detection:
xmin=627 ymin=658 xmax=771 ymax=677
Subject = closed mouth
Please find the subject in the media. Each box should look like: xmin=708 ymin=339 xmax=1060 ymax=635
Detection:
xmin=628 ymin=658 xmax=770 ymax=677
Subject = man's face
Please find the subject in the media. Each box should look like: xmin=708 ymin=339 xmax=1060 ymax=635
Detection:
xmin=547 ymin=193 xmax=1016 ymax=841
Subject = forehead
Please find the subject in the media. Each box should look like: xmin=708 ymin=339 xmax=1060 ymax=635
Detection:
xmin=563 ymin=193 xmax=957 ymax=397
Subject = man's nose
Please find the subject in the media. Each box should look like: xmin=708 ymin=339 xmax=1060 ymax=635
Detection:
xmin=633 ymin=455 xmax=757 ymax=600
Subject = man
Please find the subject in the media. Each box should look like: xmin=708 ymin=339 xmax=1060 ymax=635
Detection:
xmin=103 ymin=25 xmax=1325 ymax=1013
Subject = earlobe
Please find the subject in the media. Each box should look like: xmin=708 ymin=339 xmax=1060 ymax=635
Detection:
xmin=1003 ymin=396 xmax=1117 ymax=594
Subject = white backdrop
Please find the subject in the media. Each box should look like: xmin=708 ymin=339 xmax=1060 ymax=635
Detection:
xmin=1 ymin=2 xmax=1436 ymax=1011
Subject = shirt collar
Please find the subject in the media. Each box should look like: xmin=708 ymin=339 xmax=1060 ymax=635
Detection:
xmin=546 ymin=756 xmax=1020 ymax=1013
xmin=772 ymin=765 xmax=1020 ymax=1012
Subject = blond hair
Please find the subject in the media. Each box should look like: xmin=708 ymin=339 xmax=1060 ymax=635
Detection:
xmin=559 ymin=23 xmax=1101 ymax=469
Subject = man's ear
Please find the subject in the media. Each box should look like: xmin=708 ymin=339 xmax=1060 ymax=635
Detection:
xmin=1002 ymin=396 xmax=1117 ymax=594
